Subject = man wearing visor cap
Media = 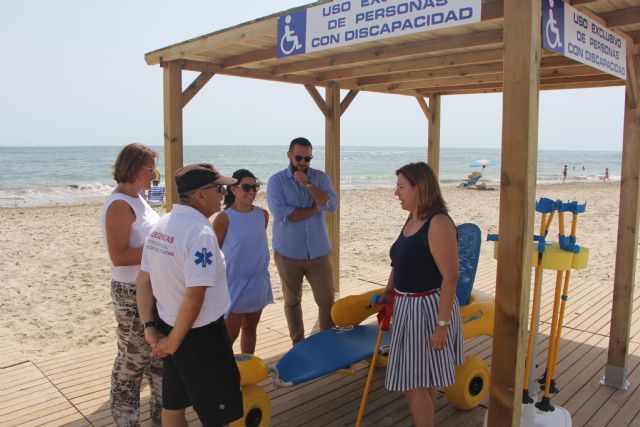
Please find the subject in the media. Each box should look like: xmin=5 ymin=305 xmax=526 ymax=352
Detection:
xmin=136 ymin=163 xmax=243 ymax=426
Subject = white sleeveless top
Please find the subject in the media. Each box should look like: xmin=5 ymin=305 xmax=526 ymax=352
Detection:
xmin=101 ymin=193 xmax=160 ymax=283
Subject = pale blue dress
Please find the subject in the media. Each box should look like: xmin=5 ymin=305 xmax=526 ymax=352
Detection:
xmin=222 ymin=206 xmax=274 ymax=314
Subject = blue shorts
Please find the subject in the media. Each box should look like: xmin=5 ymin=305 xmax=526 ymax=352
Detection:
xmin=159 ymin=317 xmax=243 ymax=426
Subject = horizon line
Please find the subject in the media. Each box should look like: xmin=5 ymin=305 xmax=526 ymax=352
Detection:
xmin=0 ymin=144 xmax=623 ymax=153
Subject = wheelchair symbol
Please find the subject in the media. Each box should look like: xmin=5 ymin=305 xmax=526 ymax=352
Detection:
xmin=545 ymin=0 xmax=563 ymax=49
xmin=280 ymin=15 xmax=303 ymax=55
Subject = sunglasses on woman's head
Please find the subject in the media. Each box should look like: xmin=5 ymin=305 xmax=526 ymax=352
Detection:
xmin=294 ymin=155 xmax=313 ymax=162
xmin=236 ymin=183 xmax=260 ymax=193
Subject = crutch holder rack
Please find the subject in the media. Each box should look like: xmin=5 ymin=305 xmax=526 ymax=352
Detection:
xmin=489 ymin=198 xmax=589 ymax=426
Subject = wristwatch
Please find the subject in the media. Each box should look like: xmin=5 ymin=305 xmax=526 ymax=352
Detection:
xmin=437 ymin=319 xmax=450 ymax=327
xmin=142 ymin=321 xmax=158 ymax=330
xmin=305 ymin=180 xmax=313 ymax=188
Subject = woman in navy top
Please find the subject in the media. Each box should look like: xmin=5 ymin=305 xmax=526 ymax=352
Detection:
xmin=382 ymin=162 xmax=464 ymax=427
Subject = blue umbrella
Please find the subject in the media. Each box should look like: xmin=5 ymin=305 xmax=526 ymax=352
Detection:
xmin=470 ymin=159 xmax=497 ymax=168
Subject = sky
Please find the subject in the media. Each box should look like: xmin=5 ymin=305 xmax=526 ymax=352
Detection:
xmin=0 ymin=0 xmax=626 ymax=151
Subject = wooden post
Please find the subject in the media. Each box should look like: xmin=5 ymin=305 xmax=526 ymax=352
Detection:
xmin=163 ymin=61 xmax=184 ymax=210
xmin=487 ymin=1 xmax=541 ymax=426
xmin=415 ymin=96 xmax=441 ymax=176
xmin=428 ymin=95 xmax=441 ymax=177
xmin=325 ymin=82 xmax=341 ymax=295
xmin=603 ymin=53 xmax=640 ymax=390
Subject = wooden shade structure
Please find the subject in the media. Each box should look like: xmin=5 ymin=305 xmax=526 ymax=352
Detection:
xmin=145 ymin=1 xmax=640 ymax=424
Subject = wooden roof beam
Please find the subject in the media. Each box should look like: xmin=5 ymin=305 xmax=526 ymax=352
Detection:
xmin=540 ymin=73 xmax=622 ymax=85
xmin=174 ymin=59 xmax=327 ymax=86
xmin=349 ymin=56 xmax=580 ymax=88
xmin=181 ymin=72 xmax=215 ymax=108
xmin=540 ymin=80 xmax=624 ymax=91
xmin=330 ymin=49 xmax=568 ymax=86
xmin=339 ymin=89 xmax=359 ymax=116
xmin=366 ymin=89 xmax=418 ymax=98
xmin=415 ymin=96 xmax=433 ymax=124
xmin=221 ymin=47 xmax=276 ymax=68
xmin=346 ymin=62 xmax=504 ymax=87
xmin=304 ymin=85 xmax=360 ymax=117
xmin=567 ymin=0 xmax=597 ymax=5
xmin=628 ymin=31 xmax=640 ymax=45
xmin=601 ymin=7 xmax=640 ymax=29
xmin=304 ymin=84 xmax=329 ymax=118
xmin=382 ymin=73 xmax=504 ymax=91
xmin=540 ymin=63 xmax=612 ymax=79
xmin=315 ymin=48 xmax=504 ymax=82
xmin=417 ymin=82 xmax=502 ymax=95
xmin=434 ymin=80 xmax=623 ymax=95
xmin=358 ymin=63 xmax=603 ymax=91
xmin=146 ymin=17 xmax=277 ymax=65
xmin=540 ymin=55 xmax=584 ymax=68
xmin=271 ymin=29 xmax=503 ymax=75
xmin=411 ymin=70 xmax=616 ymax=94
xmin=425 ymin=79 xmax=623 ymax=96
xmin=481 ymin=0 xmax=504 ymax=21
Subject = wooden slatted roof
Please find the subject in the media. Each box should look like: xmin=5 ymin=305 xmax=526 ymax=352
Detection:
xmin=145 ymin=0 xmax=640 ymax=96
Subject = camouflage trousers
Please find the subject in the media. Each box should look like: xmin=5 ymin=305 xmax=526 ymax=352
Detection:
xmin=111 ymin=280 xmax=163 ymax=426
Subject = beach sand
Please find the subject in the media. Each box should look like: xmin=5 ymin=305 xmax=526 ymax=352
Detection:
xmin=0 ymin=183 xmax=626 ymax=360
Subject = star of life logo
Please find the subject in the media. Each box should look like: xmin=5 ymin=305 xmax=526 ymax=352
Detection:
xmin=194 ymin=248 xmax=213 ymax=268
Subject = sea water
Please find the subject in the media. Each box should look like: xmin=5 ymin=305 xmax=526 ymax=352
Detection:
xmin=0 ymin=145 xmax=622 ymax=207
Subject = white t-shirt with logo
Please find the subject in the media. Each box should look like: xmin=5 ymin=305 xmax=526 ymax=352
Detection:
xmin=140 ymin=204 xmax=230 ymax=328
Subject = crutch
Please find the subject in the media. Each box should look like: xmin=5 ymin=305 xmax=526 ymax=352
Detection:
xmin=523 ymin=200 xmax=555 ymax=403
xmin=540 ymin=202 xmax=583 ymax=405
xmin=355 ymin=293 xmax=393 ymax=427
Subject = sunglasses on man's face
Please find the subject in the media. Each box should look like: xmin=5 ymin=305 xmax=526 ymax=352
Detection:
xmin=236 ymin=183 xmax=260 ymax=193
xmin=201 ymin=184 xmax=226 ymax=193
xmin=294 ymin=155 xmax=313 ymax=162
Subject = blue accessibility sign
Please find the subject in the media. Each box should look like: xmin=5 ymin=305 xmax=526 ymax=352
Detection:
xmin=277 ymin=10 xmax=307 ymax=58
xmin=542 ymin=0 xmax=626 ymax=80
xmin=542 ymin=0 xmax=564 ymax=54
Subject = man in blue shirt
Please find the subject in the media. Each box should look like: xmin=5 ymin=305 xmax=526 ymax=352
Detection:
xmin=267 ymin=137 xmax=339 ymax=344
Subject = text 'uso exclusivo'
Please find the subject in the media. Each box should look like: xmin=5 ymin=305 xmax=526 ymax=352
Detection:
xmin=315 ymin=0 xmax=474 ymax=47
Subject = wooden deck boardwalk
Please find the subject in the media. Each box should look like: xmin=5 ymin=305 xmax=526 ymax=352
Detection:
xmin=2 ymin=261 xmax=640 ymax=426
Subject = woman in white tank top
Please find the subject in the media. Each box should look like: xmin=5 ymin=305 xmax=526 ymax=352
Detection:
xmin=101 ymin=143 xmax=162 ymax=425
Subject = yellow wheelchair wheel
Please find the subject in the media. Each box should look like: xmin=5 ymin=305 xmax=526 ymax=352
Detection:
xmin=368 ymin=346 xmax=389 ymax=368
xmin=230 ymin=385 xmax=271 ymax=427
xmin=444 ymin=355 xmax=489 ymax=410
xmin=235 ymin=354 xmax=268 ymax=386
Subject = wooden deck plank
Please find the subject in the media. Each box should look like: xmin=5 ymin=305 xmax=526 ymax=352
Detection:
xmin=3 ymin=271 xmax=639 ymax=426
xmin=0 ymin=343 xmax=30 ymax=369
xmin=582 ymin=349 xmax=640 ymax=426
xmin=0 ymin=362 xmax=84 ymax=427
xmin=9 ymin=405 xmax=80 ymax=427
xmin=563 ymin=341 xmax=640 ymax=413
xmin=605 ymin=369 xmax=640 ymax=426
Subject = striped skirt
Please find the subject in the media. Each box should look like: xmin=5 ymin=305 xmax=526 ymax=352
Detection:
xmin=385 ymin=290 xmax=465 ymax=391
